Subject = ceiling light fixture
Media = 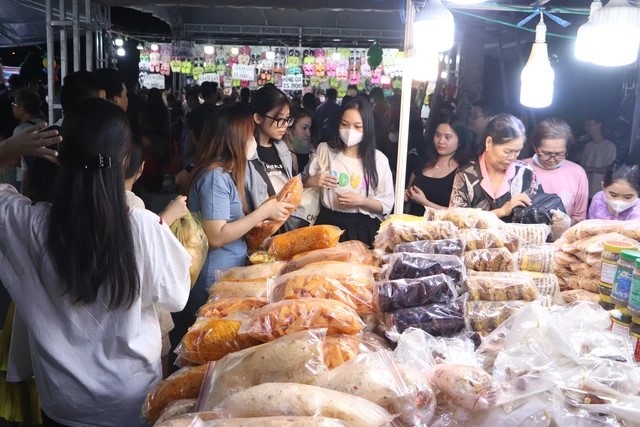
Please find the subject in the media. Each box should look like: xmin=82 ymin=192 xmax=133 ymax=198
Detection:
xmin=231 ymin=47 xmax=239 ymax=55
xmin=136 ymin=43 xmax=144 ymax=50
xmin=587 ymin=0 xmax=640 ymax=66
xmin=150 ymin=43 xmax=159 ymax=51
xmin=520 ymin=14 xmax=554 ymax=108
xmin=413 ymin=0 xmax=455 ymax=53
xmin=204 ymin=45 xmax=214 ymax=55
xmin=114 ymin=38 xmax=124 ymax=47
xmin=116 ymin=47 xmax=126 ymax=57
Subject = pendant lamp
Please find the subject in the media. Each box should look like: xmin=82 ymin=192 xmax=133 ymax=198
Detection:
xmin=413 ymin=0 xmax=455 ymax=53
xmin=520 ymin=14 xmax=554 ymax=108
xmin=406 ymin=54 xmax=440 ymax=82
xmin=575 ymin=0 xmax=602 ymax=62
xmin=588 ymin=0 xmax=640 ymax=67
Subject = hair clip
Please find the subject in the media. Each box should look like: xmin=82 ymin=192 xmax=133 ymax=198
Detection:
xmin=82 ymin=154 xmax=112 ymax=170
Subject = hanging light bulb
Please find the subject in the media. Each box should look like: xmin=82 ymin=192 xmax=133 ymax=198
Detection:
xmin=266 ymin=50 xmax=276 ymax=60
xmin=520 ymin=14 xmax=554 ymax=108
xmin=114 ymin=38 xmax=124 ymax=47
xmin=136 ymin=43 xmax=144 ymax=50
xmin=575 ymin=0 xmax=602 ymax=62
xmin=116 ymin=47 xmax=126 ymax=57
xmin=406 ymin=55 xmax=440 ymax=82
xmin=150 ymin=43 xmax=159 ymax=52
xmin=413 ymin=0 xmax=455 ymax=53
xmin=332 ymin=52 xmax=341 ymax=60
xmin=231 ymin=47 xmax=239 ymax=55
xmin=204 ymin=45 xmax=214 ymax=55
xmin=588 ymin=0 xmax=640 ymax=67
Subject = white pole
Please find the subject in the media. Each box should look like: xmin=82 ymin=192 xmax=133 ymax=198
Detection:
xmin=85 ymin=0 xmax=93 ymax=71
xmin=59 ymin=0 xmax=67 ymax=81
xmin=72 ymin=0 xmax=80 ymax=71
xmin=46 ymin=0 xmax=55 ymax=123
xmin=394 ymin=0 xmax=415 ymax=214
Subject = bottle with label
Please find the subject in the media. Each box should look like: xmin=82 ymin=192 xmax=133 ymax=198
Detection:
xmin=599 ymin=292 xmax=615 ymax=311
xmin=610 ymin=305 xmax=632 ymax=337
xmin=629 ymin=259 xmax=640 ymax=318
xmin=630 ymin=316 xmax=640 ymax=363
xmin=611 ymin=250 xmax=640 ymax=306
xmin=601 ymin=242 xmax=635 ymax=286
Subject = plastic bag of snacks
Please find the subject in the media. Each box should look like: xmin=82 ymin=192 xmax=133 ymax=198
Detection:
xmin=248 ymin=251 xmax=277 ymax=264
xmin=280 ymin=241 xmax=368 ymax=274
xmin=562 ymin=289 xmax=600 ymax=304
xmin=428 ymin=207 xmax=501 ymax=230
xmin=374 ymin=215 xmax=458 ymax=253
xmin=380 ymin=253 xmax=466 ymax=285
xmin=465 ymin=300 xmax=527 ymax=333
xmin=466 ymin=273 xmax=539 ymax=301
xmin=384 ymin=297 xmax=466 ymax=337
xmin=375 ymin=274 xmax=457 ymax=312
xmin=323 ymin=335 xmax=359 ymax=369
xmin=197 ymin=297 xmax=269 ymax=319
xmin=270 ymin=261 xmax=375 ymax=314
xmin=169 ymin=212 xmax=209 ymax=287
xmin=267 ymin=225 xmax=343 ymax=260
xmin=500 ymin=223 xmax=549 ymax=247
xmin=517 ymin=244 xmax=555 ymax=273
xmin=153 ymin=399 xmax=197 ymax=425
xmin=238 ymin=298 xmax=365 ymax=342
xmin=393 ymin=238 xmax=465 ymax=257
xmin=219 ymin=262 xmax=285 ymax=281
xmin=155 ymin=415 xmax=350 ymax=427
xmin=459 ymin=228 xmax=520 ymax=253
xmin=429 ymin=364 xmax=501 ymax=411
xmin=212 ymin=382 xmax=393 ymax=427
xmin=563 ymin=219 xmax=625 ymax=243
xmin=176 ymin=318 xmax=259 ymax=364
xmin=245 ymin=176 xmax=303 ymax=252
xmin=520 ymin=271 xmax=561 ymax=304
xmin=463 ymin=248 xmax=517 ymax=272
xmin=142 ymin=364 xmax=208 ymax=423
xmin=207 ymin=279 xmax=268 ymax=301
xmin=197 ymin=329 xmax=329 ymax=411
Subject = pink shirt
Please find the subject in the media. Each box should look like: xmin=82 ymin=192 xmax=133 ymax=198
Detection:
xmin=478 ymin=153 xmax=517 ymax=199
xmin=523 ymin=158 xmax=589 ymax=223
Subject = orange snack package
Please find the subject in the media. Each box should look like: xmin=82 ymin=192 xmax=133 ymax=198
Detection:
xmin=177 ymin=319 xmax=259 ymax=364
xmin=197 ymin=297 xmax=269 ymax=319
xmin=267 ymin=225 xmax=343 ymax=260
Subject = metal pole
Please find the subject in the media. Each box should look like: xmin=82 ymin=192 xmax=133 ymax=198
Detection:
xmin=46 ymin=0 xmax=55 ymax=123
xmin=85 ymin=0 xmax=92 ymax=70
xmin=394 ymin=0 xmax=415 ymax=214
xmin=496 ymin=29 xmax=510 ymax=108
xmin=72 ymin=0 xmax=80 ymax=71
xmin=59 ymin=0 xmax=67 ymax=81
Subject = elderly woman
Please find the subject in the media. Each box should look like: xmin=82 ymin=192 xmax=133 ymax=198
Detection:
xmin=523 ymin=118 xmax=588 ymax=224
xmin=449 ymin=114 xmax=538 ymax=220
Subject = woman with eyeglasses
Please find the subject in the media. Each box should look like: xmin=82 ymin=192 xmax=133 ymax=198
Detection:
xmin=248 ymin=84 xmax=300 ymax=230
xmin=523 ymin=118 xmax=588 ymax=224
xmin=450 ymin=114 xmax=540 ymax=220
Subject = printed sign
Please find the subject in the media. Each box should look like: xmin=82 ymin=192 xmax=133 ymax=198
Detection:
xmin=198 ymin=73 xmax=220 ymax=83
xmin=279 ymin=74 xmax=303 ymax=91
xmin=171 ymin=40 xmax=195 ymax=58
xmin=141 ymin=73 xmax=165 ymax=89
xmin=232 ymin=64 xmax=255 ymax=81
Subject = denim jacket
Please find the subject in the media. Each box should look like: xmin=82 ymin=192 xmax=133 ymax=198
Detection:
xmin=245 ymin=139 xmax=293 ymax=212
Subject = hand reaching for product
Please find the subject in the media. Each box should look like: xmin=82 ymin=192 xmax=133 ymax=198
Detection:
xmin=549 ymin=209 xmax=571 ymax=241
xmin=260 ymin=198 xmax=295 ymax=222
xmin=160 ymin=196 xmax=189 ymax=226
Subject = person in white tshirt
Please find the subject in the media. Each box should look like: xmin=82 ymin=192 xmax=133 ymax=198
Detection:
xmin=580 ymin=116 xmax=617 ymax=198
xmin=0 ymin=99 xmax=191 ymax=427
xmin=303 ymin=96 xmax=394 ymax=247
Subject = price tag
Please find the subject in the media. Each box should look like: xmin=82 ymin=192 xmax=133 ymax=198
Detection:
xmin=141 ymin=74 xmax=165 ymax=89
xmin=279 ymin=75 xmax=303 ymax=91
xmin=232 ymin=64 xmax=255 ymax=81
xmin=198 ymin=73 xmax=220 ymax=83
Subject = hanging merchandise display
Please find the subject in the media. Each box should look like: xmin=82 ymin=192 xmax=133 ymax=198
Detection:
xmin=520 ymin=14 xmax=554 ymax=108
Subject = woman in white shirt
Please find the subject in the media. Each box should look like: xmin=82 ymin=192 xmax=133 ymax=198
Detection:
xmin=0 ymin=99 xmax=191 ymax=427
xmin=302 ymin=96 xmax=394 ymax=247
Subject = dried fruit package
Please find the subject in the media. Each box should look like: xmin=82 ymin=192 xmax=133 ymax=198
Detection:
xmin=207 ymin=279 xmax=268 ymax=301
xmin=517 ymin=244 xmax=555 ymax=273
xmin=238 ymin=298 xmax=365 ymax=342
xmin=430 ymin=364 xmax=501 ymax=411
xmin=380 ymin=253 xmax=466 ymax=289
xmin=156 ymin=416 xmax=350 ymax=427
xmin=384 ymin=297 xmax=466 ymax=337
xmin=465 ymin=300 xmax=527 ymax=333
xmin=459 ymin=228 xmax=520 ymax=252
xmin=374 ymin=215 xmax=458 ymax=252
xmin=323 ymin=335 xmax=359 ymax=369
xmin=466 ymin=273 xmax=539 ymax=301
xmin=219 ymin=262 xmax=285 ymax=281
xmin=245 ymin=175 xmax=303 ymax=252
xmin=142 ymin=364 xmax=208 ymax=423
xmin=500 ymin=223 xmax=549 ymax=247
xmin=393 ymin=238 xmax=465 ymax=257
xmin=169 ymin=212 xmax=209 ymax=287
xmin=197 ymin=297 xmax=268 ymax=318
xmin=280 ymin=241 xmax=368 ymax=274
xmin=267 ymin=225 xmax=343 ymax=260
xmin=270 ymin=261 xmax=375 ymax=314
xmin=463 ymin=248 xmax=517 ymax=272
xmin=375 ymin=274 xmax=457 ymax=312
xmin=429 ymin=207 xmax=501 ymax=229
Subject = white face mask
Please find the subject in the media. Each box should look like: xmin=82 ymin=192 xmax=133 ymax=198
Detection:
xmin=606 ymin=198 xmax=637 ymax=214
xmin=246 ymin=137 xmax=257 ymax=159
xmin=339 ymin=128 xmax=363 ymax=147
xmin=533 ymin=154 xmax=563 ymax=170
xmin=388 ymin=132 xmax=399 ymax=144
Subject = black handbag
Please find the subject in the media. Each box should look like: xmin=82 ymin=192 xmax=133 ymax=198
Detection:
xmin=511 ymin=191 xmax=566 ymax=225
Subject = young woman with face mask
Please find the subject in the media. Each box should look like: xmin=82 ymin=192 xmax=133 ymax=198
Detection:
xmin=302 ymin=96 xmax=394 ymax=247
xmin=522 ymin=118 xmax=588 ymax=224
xmin=283 ymin=107 xmax=314 ymax=175
xmin=405 ymin=117 xmax=473 ymax=216
xmin=588 ymin=162 xmax=640 ymax=220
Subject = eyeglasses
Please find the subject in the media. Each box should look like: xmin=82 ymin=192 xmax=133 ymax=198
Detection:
xmin=11 ymin=102 xmax=21 ymax=108
xmin=538 ymin=152 xmax=567 ymax=160
xmin=264 ymin=115 xmax=294 ymax=128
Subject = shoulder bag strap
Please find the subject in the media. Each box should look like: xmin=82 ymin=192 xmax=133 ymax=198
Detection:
xmin=250 ymin=158 xmax=276 ymax=197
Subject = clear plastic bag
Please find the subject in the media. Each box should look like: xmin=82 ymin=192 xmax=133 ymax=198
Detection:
xmin=323 ymin=334 xmax=360 ymax=369
xmin=466 ymin=273 xmax=539 ymax=301
xmin=381 ymin=253 xmax=466 ymax=288
xmin=567 ymin=232 xmax=638 ymax=256
xmin=175 ymin=318 xmax=259 ymax=364
xmin=562 ymin=289 xmax=599 ymax=304
xmin=142 ymin=364 xmax=209 ymax=423
xmin=207 ymin=279 xmax=269 ymax=301
xmin=196 ymin=329 xmax=329 ymax=411
xmin=464 ymin=248 xmax=517 ymax=272
xmin=393 ymin=238 xmax=465 ymax=257
xmin=385 ymin=297 xmax=466 ymax=337
xmin=375 ymin=274 xmax=457 ymax=312
xmin=267 ymin=225 xmax=343 ymax=260
xmin=219 ymin=262 xmax=285 ymax=281
xmin=500 ymin=223 xmax=549 ymax=247
xmin=238 ymin=298 xmax=365 ymax=342
xmin=374 ymin=214 xmax=458 ymax=253
xmin=155 ymin=415 xmax=350 ymax=427
xmin=393 ymin=328 xmax=478 ymax=369
xmin=429 ymin=364 xmax=501 ymax=411
xmin=269 ymin=261 xmax=375 ymax=314
xmin=520 ymin=272 xmax=561 ymax=304
xmin=465 ymin=300 xmax=527 ymax=333
xmin=280 ymin=241 xmax=368 ymax=274
xmin=563 ymin=219 xmax=625 ymax=243
xmin=316 ymin=349 xmax=436 ymax=426
xmin=459 ymin=228 xmax=520 ymax=253
xmin=169 ymin=212 xmax=209 ymax=288
xmin=212 ymin=382 xmax=393 ymax=427
xmin=517 ymin=244 xmax=555 ymax=273
xmin=154 ymin=399 xmax=197 ymax=425
xmin=245 ymin=175 xmax=303 ymax=252
xmin=197 ymin=297 xmax=268 ymax=319
xmin=429 ymin=208 xmax=502 ymax=230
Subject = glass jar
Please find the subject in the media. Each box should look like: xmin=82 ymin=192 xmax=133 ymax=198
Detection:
xmin=629 ymin=259 xmax=640 ymax=317
xmin=610 ymin=305 xmax=632 ymax=337
xmin=601 ymin=241 xmax=636 ymax=286
xmin=599 ymin=292 xmax=615 ymax=311
xmin=630 ymin=316 xmax=640 ymax=363
xmin=611 ymin=250 xmax=640 ymax=306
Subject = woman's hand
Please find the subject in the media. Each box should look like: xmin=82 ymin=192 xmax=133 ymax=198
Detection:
xmin=0 ymin=123 xmax=61 ymax=166
xmin=406 ymin=185 xmax=429 ymax=207
xmin=500 ymin=193 xmax=532 ymax=217
xmin=336 ymin=191 xmax=366 ymax=209
xmin=160 ymin=196 xmax=188 ymax=225
xmin=550 ymin=209 xmax=571 ymax=241
xmin=306 ymin=172 xmax=338 ymax=190
xmin=259 ymin=198 xmax=295 ymax=222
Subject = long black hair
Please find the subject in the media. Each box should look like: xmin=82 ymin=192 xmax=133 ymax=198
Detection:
xmin=329 ymin=96 xmax=379 ymax=194
xmin=604 ymin=162 xmax=640 ymax=193
xmin=422 ymin=116 xmax=474 ymax=170
xmin=250 ymin=83 xmax=293 ymax=143
xmin=47 ymin=98 xmax=140 ymax=309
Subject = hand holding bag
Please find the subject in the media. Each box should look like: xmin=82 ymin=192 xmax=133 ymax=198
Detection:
xmin=511 ymin=191 xmax=566 ymax=225
xmin=291 ymin=143 xmax=330 ymax=225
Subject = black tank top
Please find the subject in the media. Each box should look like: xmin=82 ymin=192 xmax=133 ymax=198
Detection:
xmin=408 ymin=169 xmax=456 ymax=216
